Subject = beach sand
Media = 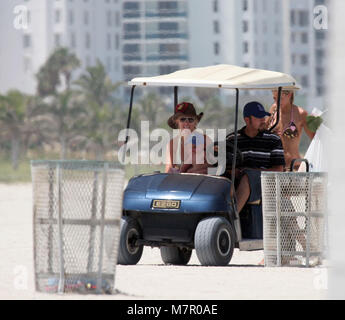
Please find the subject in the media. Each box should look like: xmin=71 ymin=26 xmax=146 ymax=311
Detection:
xmin=0 ymin=184 xmax=326 ymax=300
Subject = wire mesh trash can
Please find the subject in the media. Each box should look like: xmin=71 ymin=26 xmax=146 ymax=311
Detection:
xmin=261 ymin=172 xmax=327 ymax=267
xmin=31 ymin=160 xmax=125 ymax=294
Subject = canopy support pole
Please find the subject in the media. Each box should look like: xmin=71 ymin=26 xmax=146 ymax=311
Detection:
xmin=231 ymin=88 xmax=242 ymax=242
xmin=122 ymin=85 xmax=136 ymax=163
xmin=174 ymin=86 xmax=178 ymax=108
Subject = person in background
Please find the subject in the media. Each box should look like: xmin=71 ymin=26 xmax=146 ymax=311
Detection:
xmin=226 ymin=101 xmax=285 ymax=215
xmin=267 ymin=90 xmax=318 ymax=171
xmin=165 ymin=102 xmax=211 ymax=174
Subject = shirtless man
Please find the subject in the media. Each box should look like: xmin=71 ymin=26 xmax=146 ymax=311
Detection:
xmin=267 ymin=90 xmax=315 ymax=171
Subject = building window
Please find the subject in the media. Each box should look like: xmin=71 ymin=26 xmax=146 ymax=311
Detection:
xmin=106 ymin=57 xmax=111 ymax=71
xmin=124 ymin=23 xmax=140 ymax=39
xmin=158 ymin=1 xmax=178 ymax=10
xmin=298 ymin=11 xmax=309 ymax=27
xmin=243 ymin=20 xmax=248 ymax=33
xmin=291 ymin=32 xmax=296 ymax=43
xmin=243 ymin=41 xmax=249 ymax=54
xmin=23 ymin=56 xmax=31 ymax=73
xmin=123 ymin=43 xmax=140 ymax=54
xmin=114 ymin=57 xmax=119 ymax=72
xmin=243 ymin=0 xmax=248 ymax=11
xmin=291 ymin=54 xmax=296 ymax=65
xmin=290 ymin=11 xmax=295 ymax=26
xmin=315 ymin=31 xmax=325 ymax=40
xmin=123 ymin=65 xmax=141 ymax=77
xmin=301 ymin=54 xmax=309 ymax=65
xmin=262 ymin=21 xmax=267 ymax=33
xmin=68 ymin=10 xmax=74 ymax=25
xmin=55 ymin=9 xmax=61 ymax=24
xmin=316 ymin=67 xmax=324 ymax=76
xmin=316 ymin=86 xmax=324 ymax=96
xmin=316 ymin=49 xmax=324 ymax=64
xmin=70 ymin=33 xmax=76 ymax=48
xmin=301 ymin=75 xmax=309 ymax=87
xmin=55 ymin=34 xmax=61 ymax=47
xmin=115 ymin=34 xmax=119 ymax=50
xmin=115 ymin=11 xmax=120 ymax=27
xmin=274 ymin=0 xmax=280 ymax=13
xmin=107 ymin=33 xmax=111 ymax=49
xmin=301 ymin=32 xmax=308 ymax=44
xmin=23 ymin=34 xmax=31 ymax=48
xmin=84 ymin=11 xmax=89 ymax=25
xmin=274 ymin=22 xmax=279 ymax=35
xmin=213 ymin=0 xmax=218 ymax=13
xmin=159 ymin=65 xmax=178 ymax=75
xmin=214 ymin=42 xmax=220 ymax=55
xmin=214 ymin=21 xmax=219 ymax=34
xmin=159 ymin=22 xmax=178 ymax=31
xmin=275 ymin=43 xmax=280 ymax=55
xmin=85 ymin=33 xmax=91 ymax=49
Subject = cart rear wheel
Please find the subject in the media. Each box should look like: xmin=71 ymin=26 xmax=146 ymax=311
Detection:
xmin=160 ymin=247 xmax=192 ymax=265
xmin=118 ymin=216 xmax=143 ymax=265
xmin=194 ymin=217 xmax=235 ymax=266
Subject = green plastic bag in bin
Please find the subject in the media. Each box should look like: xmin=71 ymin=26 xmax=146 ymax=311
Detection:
xmin=306 ymin=115 xmax=323 ymax=133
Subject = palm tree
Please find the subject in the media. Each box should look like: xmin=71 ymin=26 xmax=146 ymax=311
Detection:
xmin=36 ymin=47 xmax=80 ymax=96
xmin=75 ymin=60 xmax=122 ymax=159
xmin=0 ymin=90 xmax=29 ymax=169
xmin=75 ymin=59 xmax=120 ymax=106
xmin=35 ymin=48 xmax=82 ymax=158
xmin=139 ymin=92 xmax=166 ymax=128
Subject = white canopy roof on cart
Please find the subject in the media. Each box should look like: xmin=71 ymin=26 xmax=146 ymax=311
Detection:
xmin=128 ymin=64 xmax=300 ymax=90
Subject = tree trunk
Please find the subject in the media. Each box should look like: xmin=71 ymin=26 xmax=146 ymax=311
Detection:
xmin=60 ymin=136 xmax=67 ymax=159
xmin=11 ymin=136 xmax=20 ymax=170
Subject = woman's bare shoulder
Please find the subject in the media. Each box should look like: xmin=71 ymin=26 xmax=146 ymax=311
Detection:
xmin=294 ymin=105 xmax=308 ymax=118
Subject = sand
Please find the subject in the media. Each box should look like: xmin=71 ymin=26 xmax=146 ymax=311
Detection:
xmin=0 ymin=183 xmax=327 ymax=300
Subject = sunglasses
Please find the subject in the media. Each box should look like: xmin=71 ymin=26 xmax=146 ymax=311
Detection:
xmin=179 ymin=117 xmax=196 ymax=123
xmin=272 ymin=90 xmax=291 ymax=96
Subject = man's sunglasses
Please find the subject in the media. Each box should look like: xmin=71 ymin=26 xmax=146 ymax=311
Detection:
xmin=179 ymin=117 xmax=196 ymax=123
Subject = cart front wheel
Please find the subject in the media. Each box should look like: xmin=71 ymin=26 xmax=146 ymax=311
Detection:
xmin=194 ymin=217 xmax=235 ymax=266
xmin=118 ymin=216 xmax=143 ymax=265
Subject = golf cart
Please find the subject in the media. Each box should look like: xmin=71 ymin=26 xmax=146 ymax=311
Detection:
xmin=119 ymin=65 xmax=299 ymax=266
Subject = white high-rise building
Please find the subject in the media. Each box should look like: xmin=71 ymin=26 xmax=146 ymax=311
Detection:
xmin=207 ymin=0 xmax=327 ymax=110
xmin=0 ymin=0 xmax=327 ymax=109
xmin=0 ymin=0 xmax=122 ymax=95
xmin=121 ymin=0 xmax=189 ymax=88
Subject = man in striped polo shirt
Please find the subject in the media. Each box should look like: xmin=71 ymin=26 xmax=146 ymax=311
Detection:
xmin=227 ymin=101 xmax=285 ymax=214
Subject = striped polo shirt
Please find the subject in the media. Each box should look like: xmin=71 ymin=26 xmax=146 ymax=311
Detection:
xmin=227 ymin=127 xmax=285 ymax=169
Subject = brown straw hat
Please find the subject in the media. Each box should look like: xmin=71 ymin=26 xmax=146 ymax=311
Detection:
xmin=167 ymin=102 xmax=204 ymax=129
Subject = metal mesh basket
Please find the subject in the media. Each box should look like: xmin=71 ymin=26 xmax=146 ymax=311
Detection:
xmin=31 ymin=160 xmax=125 ymax=294
xmin=261 ymin=172 xmax=327 ymax=267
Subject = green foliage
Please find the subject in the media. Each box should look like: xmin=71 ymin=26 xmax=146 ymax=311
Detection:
xmin=0 ymin=157 xmax=31 ymax=183
xmin=306 ymin=115 xmax=323 ymax=133
xmin=36 ymin=47 xmax=80 ymax=96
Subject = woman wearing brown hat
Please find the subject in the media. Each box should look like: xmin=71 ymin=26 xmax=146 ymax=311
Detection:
xmin=165 ymin=102 xmax=211 ymax=174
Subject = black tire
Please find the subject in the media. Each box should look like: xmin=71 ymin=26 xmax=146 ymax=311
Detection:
xmin=194 ymin=217 xmax=235 ymax=266
xmin=160 ymin=247 xmax=192 ymax=265
xmin=118 ymin=216 xmax=143 ymax=265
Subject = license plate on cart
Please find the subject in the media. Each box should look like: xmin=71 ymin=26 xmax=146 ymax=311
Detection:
xmin=152 ymin=199 xmax=181 ymax=209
